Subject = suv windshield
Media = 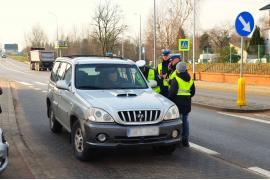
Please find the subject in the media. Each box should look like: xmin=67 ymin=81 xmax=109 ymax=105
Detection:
xmin=75 ymin=64 xmax=148 ymax=90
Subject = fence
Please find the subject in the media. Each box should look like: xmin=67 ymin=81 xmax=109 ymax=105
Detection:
xmin=188 ymin=63 xmax=270 ymax=75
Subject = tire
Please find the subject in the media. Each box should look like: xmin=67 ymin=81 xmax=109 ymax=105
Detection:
xmin=36 ymin=63 xmax=40 ymax=71
xmin=71 ymin=121 xmax=91 ymax=161
xmin=153 ymin=144 xmax=177 ymax=155
xmin=49 ymin=106 xmax=62 ymax=133
xmin=30 ymin=63 xmax=34 ymax=70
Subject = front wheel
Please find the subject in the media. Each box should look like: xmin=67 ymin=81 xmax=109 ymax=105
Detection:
xmin=153 ymin=144 xmax=177 ymax=155
xmin=71 ymin=121 xmax=91 ymax=161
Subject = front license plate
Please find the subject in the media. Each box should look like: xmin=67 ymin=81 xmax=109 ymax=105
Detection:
xmin=127 ymin=127 xmax=159 ymax=137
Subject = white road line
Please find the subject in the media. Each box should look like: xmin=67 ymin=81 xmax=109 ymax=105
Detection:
xmin=42 ymin=91 xmax=47 ymax=93
xmin=248 ymin=167 xmax=270 ymax=178
xmin=16 ymin=81 xmax=33 ymax=86
xmin=34 ymin=81 xmax=47 ymax=86
xmin=33 ymin=88 xmax=41 ymax=91
xmin=189 ymin=142 xmax=220 ymax=155
xmin=254 ymin=113 xmax=270 ymax=119
xmin=218 ymin=112 xmax=270 ymax=125
xmin=0 ymin=62 xmax=29 ymax=75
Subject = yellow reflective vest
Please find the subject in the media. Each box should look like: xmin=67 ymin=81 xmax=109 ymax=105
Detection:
xmin=147 ymin=69 xmax=161 ymax=93
xmin=175 ymin=76 xmax=194 ymax=96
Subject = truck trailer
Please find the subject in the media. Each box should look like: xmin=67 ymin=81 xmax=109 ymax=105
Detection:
xmin=29 ymin=49 xmax=55 ymax=71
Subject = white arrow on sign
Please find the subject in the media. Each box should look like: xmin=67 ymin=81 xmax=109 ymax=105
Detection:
xmin=239 ymin=16 xmax=251 ymax=32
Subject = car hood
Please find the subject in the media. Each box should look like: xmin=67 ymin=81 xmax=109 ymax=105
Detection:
xmin=76 ymin=89 xmax=174 ymax=111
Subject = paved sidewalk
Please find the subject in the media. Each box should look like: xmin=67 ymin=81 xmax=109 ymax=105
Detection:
xmin=193 ymin=81 xmax=270 ymax=112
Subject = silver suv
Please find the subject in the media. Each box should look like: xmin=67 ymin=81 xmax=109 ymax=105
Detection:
xmin=46 ymin=56 xmax=182 ymax=161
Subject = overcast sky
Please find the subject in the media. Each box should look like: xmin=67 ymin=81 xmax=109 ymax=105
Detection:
xmin=0 ymin=0 xmax=269 ymax=50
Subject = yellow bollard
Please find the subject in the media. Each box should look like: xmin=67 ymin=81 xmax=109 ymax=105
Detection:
xmin=237 ymin=77 xmax=246 ymax=106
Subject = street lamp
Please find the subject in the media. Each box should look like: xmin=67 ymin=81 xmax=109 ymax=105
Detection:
xmin=49 ymin=12 xmax=59 ymax=42
xmin=49 ymin=12 xmax=60 ymax=57
xmin=153 ymin=0 xmax=157 ymax=68
xmin=134 ymin=13 xmax=142 ymax=60
xmin=192 ymin=0 xmax=196 ymax=80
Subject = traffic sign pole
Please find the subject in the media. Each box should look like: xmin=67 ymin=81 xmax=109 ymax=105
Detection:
xmin=240 ymin=37 xmax=243 ymax=78
xmin=235 ymin=11 xmax=254 ymax=107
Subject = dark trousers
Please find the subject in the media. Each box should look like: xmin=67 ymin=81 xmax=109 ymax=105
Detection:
xmin=181 ymin=113 xmax=189 ymax=140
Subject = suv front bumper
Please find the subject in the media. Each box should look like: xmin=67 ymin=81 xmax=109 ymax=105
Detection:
xmin=84 ymin=119 xmax=182 ymax=149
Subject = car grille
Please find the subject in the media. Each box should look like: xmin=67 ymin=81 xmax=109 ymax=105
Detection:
xmin=118 ymin=110 xmax=161 ymax=124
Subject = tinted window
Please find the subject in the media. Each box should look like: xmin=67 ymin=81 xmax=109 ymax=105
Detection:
xmin=50 ymin=62 xmax=60 ymax=82
xmin=63 ymin=64 xmax=72 ymax=85
xmin=75 ymin=64 xmax=148 ymax=90
xmin=57 ymin=63 xmax=67 ymax=80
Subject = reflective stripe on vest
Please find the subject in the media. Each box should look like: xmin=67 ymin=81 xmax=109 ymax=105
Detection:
xmin=175 ymin=76 xmax=193 ymax=96
xmin=158 ymin=63 xmax=169 ymax=87
xmin=148 ymin=69 xmax=161 ymax=93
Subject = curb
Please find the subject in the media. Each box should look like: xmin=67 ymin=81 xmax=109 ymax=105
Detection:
xmin=7 ymin=80 xmax=49 ymax=178
xmin=192 ymin=102 xmax=270 ymax=113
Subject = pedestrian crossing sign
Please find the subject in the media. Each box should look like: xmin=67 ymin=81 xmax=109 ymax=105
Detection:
xmin=178 ymin=39 xmax=190 ymax=51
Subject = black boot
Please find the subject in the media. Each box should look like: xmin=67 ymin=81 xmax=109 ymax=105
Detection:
xmin=182 ymin=138 xmax=190 ymax=147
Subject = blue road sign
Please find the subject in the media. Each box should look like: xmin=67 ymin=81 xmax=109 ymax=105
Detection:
xmin=235 ymin=11 xmax=255 ymax=37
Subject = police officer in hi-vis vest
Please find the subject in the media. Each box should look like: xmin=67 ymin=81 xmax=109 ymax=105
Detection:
xmin=137 ymin=60 xmax=161 ymax=93
xmin=168 ymin=62 xmax=195 ymax=147
xmin=158 ymin=50 xmax=171 ymax=97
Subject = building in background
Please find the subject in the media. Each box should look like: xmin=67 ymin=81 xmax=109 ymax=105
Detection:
xmin=4 ymin=44 xmax=18 ymax=54
xmin=260 ymin=4 xmax=270 ymax=55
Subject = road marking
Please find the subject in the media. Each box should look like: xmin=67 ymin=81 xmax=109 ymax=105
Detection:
xmin=218 ymin=112 xmax=270 ymax=125
xmin=16 ymin=81 xmax=33 ymax=86
xmin=34 ymin=81 xmax=47 ymax=86
xmin=33 ymin=88 xmax=41 ymax=91
xmin=0 ymin=62 xmax=29 ymax=75
xmin=190 ymin=142 xmax=220 ymax=155
xmin=248 ymin=167 xmax=270 ymax=178
xmin=42 ymin=91 xmax=47 ymax=93
xmin=254 ymin=113 xmax=270 ymax=119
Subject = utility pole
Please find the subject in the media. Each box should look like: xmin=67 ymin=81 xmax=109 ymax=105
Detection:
xmin=192 ymin=0 xmax=196 ymax=80
xmin=153 ymin=0 xmax=157 ymax=68
xmin=50 ymin=12 xmax=59 ymax=57
xmin=139 ymin=14 xmax=142 ymax=60
xmin=122 ymin=35 xmax=124 ymax=58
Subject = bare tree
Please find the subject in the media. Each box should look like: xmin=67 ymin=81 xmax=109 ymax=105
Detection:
xmin=91 ymin=0 xmax=127 ymax=55
xmin=144 ymin=0 xmax=192 ymax=62
xmin=156 ymin=0 xmax=192 ymax=49
xmin=26 ymin=24 xmax=48 ymax=48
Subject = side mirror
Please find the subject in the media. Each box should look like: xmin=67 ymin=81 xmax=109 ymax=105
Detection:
xmin=148 ymin=80 xmax=157 ymax=88
xmin=56 ymin=80 xmax=69 ymax=90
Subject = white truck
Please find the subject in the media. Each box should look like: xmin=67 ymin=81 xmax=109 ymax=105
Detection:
xmin=29 ymin=50 xmax=55 ymax=71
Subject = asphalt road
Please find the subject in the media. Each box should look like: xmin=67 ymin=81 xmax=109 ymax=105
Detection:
xmin=0 ymin=57 xmax=270 ymax=178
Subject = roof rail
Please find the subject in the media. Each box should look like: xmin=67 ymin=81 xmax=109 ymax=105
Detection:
xmin=63 ymin=55 xmax=125 ymax=59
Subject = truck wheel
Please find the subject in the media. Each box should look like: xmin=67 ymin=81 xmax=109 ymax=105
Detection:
xmin=71 ymin=121 xmax=92 ymax=161
xmin=31 ymin=63 xmax=35 ymax=70
xmin=37 ymin=63 xmax=40 ymax=71
xmin=49 ymin=106 xmax=62 ymax=133
xmin=153 ymin=145 xmax=176 ymax=155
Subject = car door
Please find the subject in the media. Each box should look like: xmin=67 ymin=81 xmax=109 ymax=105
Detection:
xmin=49 ymin=61 xmax=61 ymax=120
xmin=57 ymin=63 xmax=73 ymax=128
xmin=54 ymin=62 xmax=67 ymax=122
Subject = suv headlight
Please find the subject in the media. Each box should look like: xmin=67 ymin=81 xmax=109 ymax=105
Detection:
xmin=88 ymin=108 xmax=114 ymax=123
xmin=164 ymin=105 xmax=180 ymax=120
